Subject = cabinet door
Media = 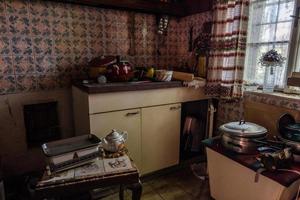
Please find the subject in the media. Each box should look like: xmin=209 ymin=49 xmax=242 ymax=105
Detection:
xmin=141 ymin=103 xmax=181 ymax=174
xmin=90 ymin=109 xmax=141 ymax=169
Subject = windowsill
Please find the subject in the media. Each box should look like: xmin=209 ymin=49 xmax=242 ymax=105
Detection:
xmin=244 ymin=89 xmax=300 ymax=111
xmin=245 ymin=89 xmax=300 ymax=100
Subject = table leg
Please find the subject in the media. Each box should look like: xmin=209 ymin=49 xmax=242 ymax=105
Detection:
xmin=121 ymin=180 xmax=142 ymax=200
xmin=130 ymin=180 xmax=142 ymax=200
xmin=119 ymin=184 xmax=125 ymax=200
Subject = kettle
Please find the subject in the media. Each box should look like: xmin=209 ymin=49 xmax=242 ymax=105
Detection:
xmin=106 ymin=56 xmax=134 ymax=82
xmin=102 ymin=129 xmax=128 ymax=152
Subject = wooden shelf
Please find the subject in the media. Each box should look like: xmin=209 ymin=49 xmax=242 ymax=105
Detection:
xmin=51 ymin=0 xmax=186 ymax=17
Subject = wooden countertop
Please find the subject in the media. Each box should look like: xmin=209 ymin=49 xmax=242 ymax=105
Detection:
xmin=72 ymin=81 xmax=184 ymax=94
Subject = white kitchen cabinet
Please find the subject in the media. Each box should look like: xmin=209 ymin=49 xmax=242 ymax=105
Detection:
xmin=89 ymin=109 xmax=142 ymax=170
xmin=72 ymin=86 xmax=206 ymax=175
xmin=141 ymin=103 xmax=181 ymax=174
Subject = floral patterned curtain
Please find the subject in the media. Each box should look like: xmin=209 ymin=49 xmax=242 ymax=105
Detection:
xmin=205 ymin=0 xmax=250 ymax=99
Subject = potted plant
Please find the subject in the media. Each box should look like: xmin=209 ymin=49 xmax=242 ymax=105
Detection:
xmin=259 ymin=49 xmax=285 ymax=93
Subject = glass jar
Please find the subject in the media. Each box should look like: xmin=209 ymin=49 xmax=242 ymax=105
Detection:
xmin=263 ymin=66 xmax=276 ymax=93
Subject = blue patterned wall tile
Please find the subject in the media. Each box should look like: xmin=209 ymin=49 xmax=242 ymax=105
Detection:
xmin=31 ymin=18 xmax=52 ymax=37
xmin=0 ymin=36 xmax=11 ymax=55
xmin=13 ymin=56 xmax=35 ymax=74
xmin=29 ymin=1 xmax=53 ymax=18
xmin=32 ymin=37 xmax=53 ymax=55
xmin=0 ymin=2 xmax=7 ymax=34
xmin=53 ymin=38 xmax=72 ymax=56
xmin=0 ymin=0 xmax=212 ymax=95
xmin=15 ymin=74 xmax=37 ymax=92
xmin=0 ymin=1 xmax=5 ymax=13
xmin=56 ymin=56 xmax=73 ymax=74
xmin=88 ymin=39 xmax=104 ymax=56
xmin=53 ymin=2 xmax=69 ymax=19
xmin=0 ymin=75 xmax=16 ymax=94
xmin=86 ymin=7 xmax=99 ymax=22
xmin=52 ymin=19 xmax=70 ymax=37
xmin=8 ymin=15 xmax=30 ymax=35
xmin=36 ymin=74 xmax=58 ymax=90
xmin=6 ymin=1 xmax=31 ymax=36
xmin=11 ymin=36 xmax=32 ymax=55
xmin=0 ymin=56 xmax=13 ymax=75
xmin=69 ymin=4 xmax=86 ymax=22
xmin=0 ymin=16 xmax=8 ymax=34
xmin=35 ymin=56 xmax=56 ymax=74
xmin=6 ymin=0 xmax=27 ymax=15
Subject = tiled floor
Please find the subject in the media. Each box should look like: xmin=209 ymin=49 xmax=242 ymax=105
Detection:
xmin=101 ymin=166 xmax=212 ymax=200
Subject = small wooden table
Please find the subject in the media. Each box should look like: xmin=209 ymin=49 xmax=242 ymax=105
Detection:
xmin=32 ymin=158 xmax=142 ymax=200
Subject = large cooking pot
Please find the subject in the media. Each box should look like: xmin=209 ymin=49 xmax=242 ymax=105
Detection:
xmin=219 ymin=120 xmax=268 ymax=154
xmin=278 ymin=113 xmax=300 ymax=142
xmin=278 ymin=113 xmax=300 ymax=155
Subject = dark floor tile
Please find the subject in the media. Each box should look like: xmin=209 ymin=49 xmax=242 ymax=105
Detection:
xmin=141 ymin=190 xmax=163 ymax=200
xmin=188 ymin=182 xmax=211 ymax=200
xmin=98 ymin=189 xmax=134 ymax=200
xmin=147 ymin=176 xmax=175 ymax=190
xmin=175 ymin=168 xmax=211 ymax=199
xmin=140 ymin=182 xmax=154 ymax=193
xmin=140 ymin=182 xmax=163 ymax=200
xmin=100 ymin=193 xmax=126 ymax=200
xmin=100 ymin=167 xmax=211 ymax=200
xmin=154 ymin=184 xmax=194 ymax=200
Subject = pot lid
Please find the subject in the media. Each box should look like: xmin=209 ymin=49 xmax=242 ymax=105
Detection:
xmin=219 ymin=120 xmax=267 ymax=137
xmin=105 ymin=129 xmax=123 ymax=141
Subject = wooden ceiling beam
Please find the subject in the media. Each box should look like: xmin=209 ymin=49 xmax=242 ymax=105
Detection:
xmin=48 ymin=0 xmax=213 ymax=17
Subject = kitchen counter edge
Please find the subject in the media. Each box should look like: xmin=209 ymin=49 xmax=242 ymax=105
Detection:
xmin=72 ymin=81 xmax=184 ymax=94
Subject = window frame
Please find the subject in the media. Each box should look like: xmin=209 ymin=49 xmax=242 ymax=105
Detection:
xmin=245 ymin=0 xmax=298 ymax=89
xmin=287 ymin=0 xmax=300 ymax=77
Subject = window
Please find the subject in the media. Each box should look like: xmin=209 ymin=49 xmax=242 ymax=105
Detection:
xmin=290 ymin=1 xmax=300 ymax=73
xmin=244 ymin=0 xmax=296 ymax=88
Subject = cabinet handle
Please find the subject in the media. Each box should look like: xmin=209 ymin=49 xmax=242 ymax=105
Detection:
xmin=170 ymin=106 xmax=181 ymax=110
xmin=125 ymin=111 xmax=140 ymax=116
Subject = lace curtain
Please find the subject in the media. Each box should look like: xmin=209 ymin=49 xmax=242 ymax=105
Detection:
xmin=205 ymin=0 xmax=250 ymax=99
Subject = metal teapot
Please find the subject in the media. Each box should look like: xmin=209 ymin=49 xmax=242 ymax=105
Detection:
xmin=102 ymin=129 xmax=128 ymax=152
